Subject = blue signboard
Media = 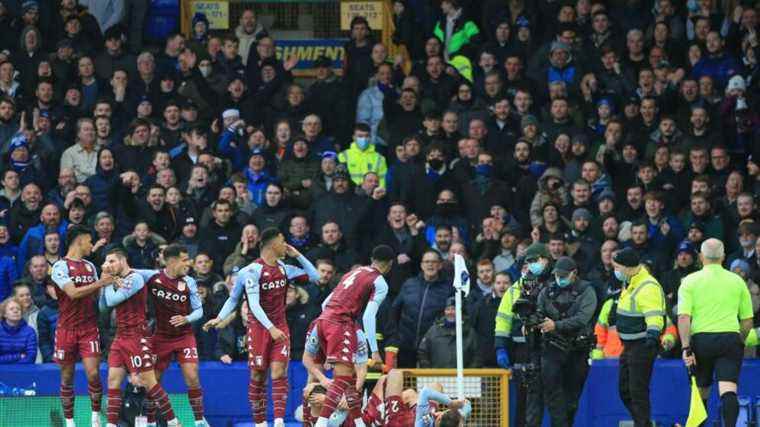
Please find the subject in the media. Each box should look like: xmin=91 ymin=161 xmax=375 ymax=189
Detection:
xmin=275 ymin=39 xmax=348 ymax=72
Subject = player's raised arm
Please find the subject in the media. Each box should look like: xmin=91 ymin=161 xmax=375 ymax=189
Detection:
xmin=203 ymin=270 xmax=247 ymax=330
xmin=284 ymin=244 xmax=320 ymax=282
xmin=362 ymin=275 xmax=389 ymax=356
xmin=104 ymin=273 xmax=146 ymax=307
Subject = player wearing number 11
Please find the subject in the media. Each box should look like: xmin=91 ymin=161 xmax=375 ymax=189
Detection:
xmin=51 ymin=226 xmax=111 ymax=427
xmin=204 ymin=227 xmax=320 ymax=427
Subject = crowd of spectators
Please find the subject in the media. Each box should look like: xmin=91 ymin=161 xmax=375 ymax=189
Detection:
xmin=0 ymin=0 xmax=759 ymax=369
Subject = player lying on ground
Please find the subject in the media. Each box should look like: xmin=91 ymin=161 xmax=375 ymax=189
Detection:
xmin=308 ymin=245 xmax=394 ymax=427
xmin=203 ymin=227 xmax=319 ymax=427
xmin=134 ymin=244 xmax=208 ymax=426
xmin=51 ymin=226 xmax=112 ymax=427
xmin=99 ymin=248 xmax=182 ymax=427
xmin=384 ymin=369 xmax=471 ymax=427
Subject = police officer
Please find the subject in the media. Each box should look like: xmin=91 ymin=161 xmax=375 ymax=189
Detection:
xmin=612 ymin=247 xmax=666 ymax=427
xmin=494 ymin=242 xmax=551 ymax=427
xmin=536 ymin=256 xmax=597 ymax=427
xmin=678 ymin=239 xmax=754 ymax=427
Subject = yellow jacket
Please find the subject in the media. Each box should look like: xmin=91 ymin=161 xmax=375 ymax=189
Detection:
xmin=494 ymin=280 xmax=525 ymax=348
xmin=337 ymin=142 xmax=388 ymax=187
xmin=615 ymin=266 xmax=666 ymax=341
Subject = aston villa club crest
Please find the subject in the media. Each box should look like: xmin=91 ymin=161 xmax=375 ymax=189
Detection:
xmin=278 ymin=266 xmax=286 ymax=276
xmin=178 ymin=281 xmax=186 ymax=291
xmin=85 ymin=264 xmax=93 ymax=272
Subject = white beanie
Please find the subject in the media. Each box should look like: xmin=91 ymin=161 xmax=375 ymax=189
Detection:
xmin=222 ymin=109 xmax=240 ymax=120
xmin=726 ymin=75 xmax=746 ymax=94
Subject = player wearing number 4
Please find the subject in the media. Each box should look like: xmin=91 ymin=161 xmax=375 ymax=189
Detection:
xmin=98 ymin=248 xmax=182 ymax=427
xmin=308 ymin=245 xmax=394 ymax=427
xmin=204 ymin=227 xmax=320 ymax=427
xmin=134 ymin=244 xmax=208 ymax=427
xmin=51 ymin=226 xmax=114 ymax=427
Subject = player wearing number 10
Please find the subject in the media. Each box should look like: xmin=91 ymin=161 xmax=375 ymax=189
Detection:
xmin=98 ymin=248 xmax=181 ymax=427
xmin=310 ymin=245 xmax=394 ymax=427
xmin=204 ymin=227 xmax=320 ymax=427
xmin=51 ymin=226 xmax=112 ymax=427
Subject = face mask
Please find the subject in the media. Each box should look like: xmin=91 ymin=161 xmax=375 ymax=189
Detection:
xmin=614 ymin=270 xmax=627 ymax=282
xmin=475 ymin=164 xmax=493 ymax=177
xmin=528 ymin=261 xmax=544 ymax=275
xmin=356 ymin=137 xmax=369 ymax=150
xmin=428 ymin=158 xmax=444 ymax=170
xmin=740 ymin=238 xmax=754 ymax=248
xmin=555 ymin=276 xmax=572 ymax=288
xmin=199 ymin=66 xmax=212 ymax=78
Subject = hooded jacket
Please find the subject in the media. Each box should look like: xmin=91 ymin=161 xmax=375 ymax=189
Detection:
xmin=529 ymin=167 xmax=569 ymax=227
xmin=84 ymin=154 xmax=120 ymax=214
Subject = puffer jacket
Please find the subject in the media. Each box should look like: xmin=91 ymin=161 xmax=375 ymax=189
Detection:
xmin=0 ymin=319 xmax=36 ymax=364
xmin=529 ymin=167 xmax=569 ymax=227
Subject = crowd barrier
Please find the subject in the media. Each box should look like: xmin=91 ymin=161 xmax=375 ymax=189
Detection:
xmin=1 ymin=359 xmax=759 ymax=426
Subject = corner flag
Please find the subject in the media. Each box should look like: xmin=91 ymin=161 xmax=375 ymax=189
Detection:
xmin=685 ymin=376 xmax=707 ymax=427
xmin=452 ymin=254 xmax=470 ymax=400
xmin=453 ymin=254 xmax=470 ymax=297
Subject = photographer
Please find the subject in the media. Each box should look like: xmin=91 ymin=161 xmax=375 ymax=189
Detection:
xmin=494 ymin=242 xmax=553 ymax=427
xmin=536 ymin=256 xmax=597 ymax=427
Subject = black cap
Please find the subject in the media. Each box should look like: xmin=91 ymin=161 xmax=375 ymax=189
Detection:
xmin=445 ymin=296 xmax=456 ymax=308
xmin=314 ymin=56 xmax=331 ymax=68
xmin=57 ymin=39 xmax=73 ymax=50
xmin=333 ymin=169 xmax=350 ymax=180
xmin=613 ymin=247 xmax=640 ymax=267
xmin=552 ymin=256 xmax=577 ymax=275
xmin=104 ymin=26 xmax=124 ymax=41
xmin=371 ymin=245 xmax=395 ymax=263
xmin=689 ymin=222 xmax=705 ymax=232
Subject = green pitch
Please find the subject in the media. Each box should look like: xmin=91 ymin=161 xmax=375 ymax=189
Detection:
xmin=0 ymin=395 xmax=194 ymax=427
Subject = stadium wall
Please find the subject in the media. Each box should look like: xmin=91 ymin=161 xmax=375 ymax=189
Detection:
xmin=1 ymin=360 xmax=759 ymax=426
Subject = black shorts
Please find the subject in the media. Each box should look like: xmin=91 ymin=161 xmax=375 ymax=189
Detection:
xmin=691 ymin=332 xmax=744 ymax=388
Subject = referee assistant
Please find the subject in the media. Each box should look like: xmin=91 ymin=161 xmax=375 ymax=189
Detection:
xmin=678 ymin=239 xmax=755 ymax=427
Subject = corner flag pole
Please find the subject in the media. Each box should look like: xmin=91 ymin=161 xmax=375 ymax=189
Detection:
xmin=453 ymin=254 xmax=470 ymax=401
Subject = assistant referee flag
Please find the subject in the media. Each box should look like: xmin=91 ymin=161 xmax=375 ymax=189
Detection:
xmin=686 ymin=376 xmax=707 ymax=427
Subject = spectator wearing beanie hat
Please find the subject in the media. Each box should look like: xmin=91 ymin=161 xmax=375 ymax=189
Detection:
xmin=661 ymin=240 xmax=699 ymax=309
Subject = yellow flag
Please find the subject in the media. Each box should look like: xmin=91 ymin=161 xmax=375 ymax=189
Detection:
xmin=685 ymin=376 xmax=707 ymax=427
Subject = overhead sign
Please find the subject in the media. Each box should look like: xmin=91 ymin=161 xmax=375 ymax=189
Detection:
xmin=275 ymin=39 xmax=347 ymax=72
xmin=191 ymin=1 xmax=230 ymax=30
xmin=340 ymin=1 xmax=383 ymax=30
